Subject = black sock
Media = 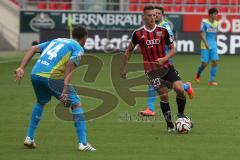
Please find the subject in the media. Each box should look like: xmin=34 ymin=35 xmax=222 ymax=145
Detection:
xmin=160 ymin=102 xmax=173 ymax=128
xmin=176 ymin=97 xmax=186 ymax=115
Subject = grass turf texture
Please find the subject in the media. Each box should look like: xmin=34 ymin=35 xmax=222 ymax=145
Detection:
xmin=0 ymin=51 xmax=240 ymax=160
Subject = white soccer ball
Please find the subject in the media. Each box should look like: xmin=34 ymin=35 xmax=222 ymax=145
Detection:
xmin=175 ymin=117 xmax=192 ymax=134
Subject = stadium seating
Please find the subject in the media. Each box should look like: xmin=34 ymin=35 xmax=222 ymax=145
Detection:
xmin=175 ymin=0 xmax=182 ymax=4
xmin=196 ymin=0 xmax=207 ymax=3
xmin=129 ymin=5 xmax=138 ymax=11
xmin=163 ymin=6 xmax=171 ymax=12
xmin=219 ymin=0 xmax=229 ymax=4
xmin=59 ymin=3 xmax=71 ymax=10
xmin=219 ymin=6 xmax=228 ymax=13
xmin=163 ymin=0 xmax=173 ymax=3
xmin=195 ymin=6 xmax=207 ymax=12
xmin=209 ymin=0 xmax=218 ymax=4
xmin=140 ymin=0 xmax=150 ymax=3
xmin=49 ymin=3 xmax=58 ymax=10
xmin=139 ymin=5 xmax=145 ymax=11
xmin=185 ymin=5 xmax=194 ymax=12
xmin=229 ymin=6 xmax=238 ymax=13
xmin=10 ymin=0 xmax=240 ymax=13
xmin=186 ymin=0 xmax=195 ymax=4
xmin=129 ymin=0 xmax=138 ymax=2
xmin=127 ymin=0 xmax=240 ymax=13
xmin=37 ymin=2 xmax=47 ymax=9
xmin=173 ymin=6 xmax=182 ymax=12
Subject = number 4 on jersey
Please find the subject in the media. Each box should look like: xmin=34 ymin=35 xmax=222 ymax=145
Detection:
xmin=41 ymin=42 xmax=64 ymax=60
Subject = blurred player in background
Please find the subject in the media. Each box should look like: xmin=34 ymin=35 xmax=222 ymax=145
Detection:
xmin=195 ymin=8 xmax=219 ymax=86
xmin=15 ymin=26 xmax=96 ymax=151
xmin=120 ymin=6 xmax=192 ymax=132
xmin=139 ymin=6 xmax=195 ymax=116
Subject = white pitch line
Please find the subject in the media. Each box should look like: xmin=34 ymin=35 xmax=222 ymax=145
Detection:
xmin=0 ymin=57 xmax=39 ymax=64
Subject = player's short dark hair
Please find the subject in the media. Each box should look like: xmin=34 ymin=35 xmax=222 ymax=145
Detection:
xmin=72 ymin=26 xmax=88 ymax=39
xmin=155 ymin=6 xmax=164 ymax=14
xmin=32 ymin=40 xmax=39 ymax=46
xmin=208 ymin=8 xmax=218 ymax=15
xmin=143 ymin=5 xmax=155 ymax=11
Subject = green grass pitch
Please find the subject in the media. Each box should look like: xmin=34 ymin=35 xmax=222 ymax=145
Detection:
xmin=0 ymin=51 xmax=240 ymax=160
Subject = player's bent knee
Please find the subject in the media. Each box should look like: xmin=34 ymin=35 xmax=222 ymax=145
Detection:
xmin=173 ymin=84 xmax=185 ymax=95
xmin=160 ymin=94 xmax=169 ymax=102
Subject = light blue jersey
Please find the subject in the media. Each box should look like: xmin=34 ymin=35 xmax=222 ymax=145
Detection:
xmin=200 ymin=19 xmax=219 ymax=62
xmin=158 ymin=20 xmax=174 ymax=64
xmin=32 ymin=38 xmax=84 ymax=79
xmin=200 ymin=19 xmax=218 ymax=49
xmin=159 ymin=20 xmax=173 ymax=36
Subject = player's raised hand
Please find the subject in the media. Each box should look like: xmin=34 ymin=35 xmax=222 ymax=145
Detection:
xmin=120 ymin=67 xmax=127 ymax=79
xmin=15 ymin=67 xmax=25 ymax=84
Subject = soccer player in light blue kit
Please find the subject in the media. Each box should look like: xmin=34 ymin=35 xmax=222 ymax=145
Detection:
xmin=195 ymin=8 xmax=219 ymax=86
xmin=15 ymin=26 xmax=96 ymax=151
xmin=139 ymin=6 xmax=195 ymax=116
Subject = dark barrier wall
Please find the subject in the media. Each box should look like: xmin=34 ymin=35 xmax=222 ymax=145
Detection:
xmin=40 ymin=29 xmax=240 ymax=55
xmin=20 ymin=11 xmax=182 ymax=32
xmin=21 ymin=11 xmax=240 ymax=54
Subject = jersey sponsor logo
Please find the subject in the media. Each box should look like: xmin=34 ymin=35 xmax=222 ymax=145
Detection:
xmin=146 ymin=39 xmax=161 ymax=48
xmin=37 ymin=59 xmax=50 ymax=66
xmin=207 ymin=28 xmax=217 ymax=33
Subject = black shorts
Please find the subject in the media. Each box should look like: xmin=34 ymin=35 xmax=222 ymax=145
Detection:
xmin=146 ymin=66 xmax=181 ymax=90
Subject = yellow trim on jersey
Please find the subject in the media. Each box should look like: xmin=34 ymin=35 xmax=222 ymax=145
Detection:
xmin=159 ymin=20 xmax=169 ymax=27
xmin=203 ymin=19 xmax=218 ymax=28
xmin=159 ymin=21 xmax=164 ymax=26
xmin=201 ymin=41 xmax=207 ymax=49
xmin=201 ymin=19 xmax=218 ymax=49
xmin=36 ymin=52 xmax=71 ymax=79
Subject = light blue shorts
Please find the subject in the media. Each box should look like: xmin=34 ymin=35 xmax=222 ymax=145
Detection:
xmin=31 ymin=74 xmax=80 ymax=106
xmin=201 ymin=48 xmax=219 ymax=63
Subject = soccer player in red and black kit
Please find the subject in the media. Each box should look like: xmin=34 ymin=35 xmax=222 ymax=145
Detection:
xmin=120 ymin=6 xmax=190 ymax=132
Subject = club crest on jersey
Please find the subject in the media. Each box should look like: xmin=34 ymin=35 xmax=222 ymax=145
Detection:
xmin=157 ymin=31 xmax=162 ymax=37
xmin=146 ymin=39 xmax=160 ymax=48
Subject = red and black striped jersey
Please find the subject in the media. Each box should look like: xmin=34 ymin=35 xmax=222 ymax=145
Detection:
xmin=131 ymin=24 xmax=174 ymax=71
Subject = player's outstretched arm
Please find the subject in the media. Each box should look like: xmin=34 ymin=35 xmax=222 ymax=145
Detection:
xmin=120 ymin=42 xmax=135 ymax=79
xmin=15 ymin=46 xmax=40 ymax=83
xmin=60 ymin=60 xmax=76 ymax=104
xmin=200 ymin=31 xmax=209 ymax=50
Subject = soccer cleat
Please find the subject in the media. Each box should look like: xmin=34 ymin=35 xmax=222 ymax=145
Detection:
xmin=195 ymin=74 xmax=200 ymax=84
xmin=177 ymin=113 xmax=192 ymax=120
xmin=139 ymin=108 xmax=156 ymax=116
xmin=167 ymin=122 xmax=176 ymax=133
xmin=78 ymin=143 xmax=96 ymax=151
xmin=167 ymin=127 xmax=176 ymax=133
xmin=208 ymin=81 xmax=218 ymax=86
xmin=24 ymin=136 xmax=36 ymax=149
xmin=185 ymin=82 xmax=195 ymax=99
